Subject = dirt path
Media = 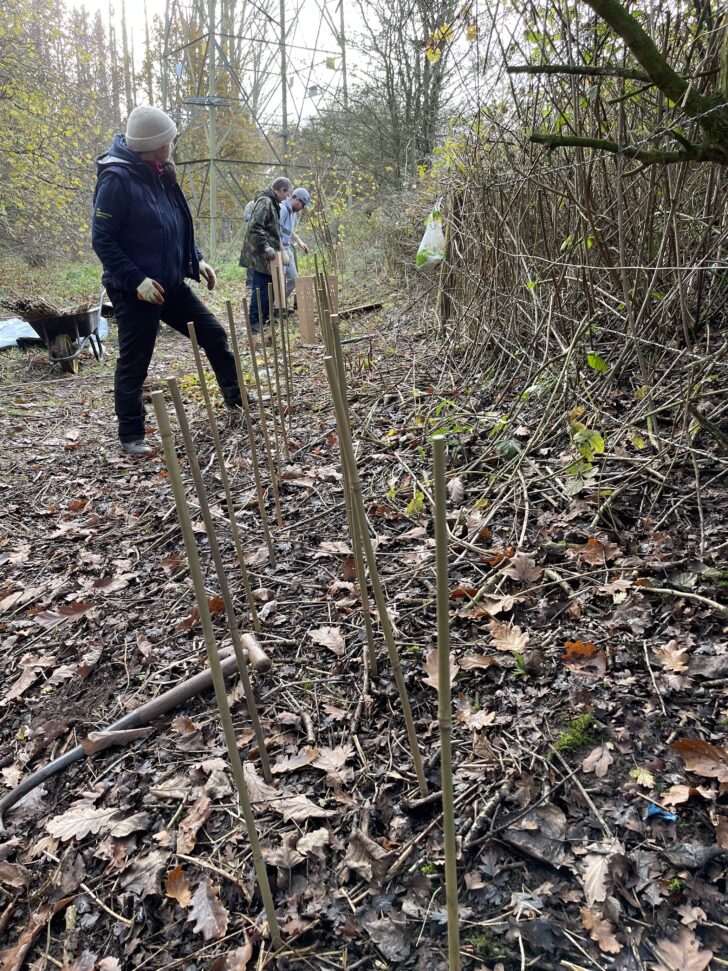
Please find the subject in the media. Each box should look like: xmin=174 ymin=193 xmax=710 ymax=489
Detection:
xmin=0 ymin=312 xmax=726 ymax=970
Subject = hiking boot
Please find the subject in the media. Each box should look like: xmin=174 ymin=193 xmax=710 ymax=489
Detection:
xmin=121 ymin=439 xmax=156 ymax=458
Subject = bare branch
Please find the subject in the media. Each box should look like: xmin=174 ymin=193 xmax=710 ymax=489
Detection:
xmin=508 ymin=63 xmax=651 ymax=82
xmin=529 ymin=132 xmax=724 ymax=165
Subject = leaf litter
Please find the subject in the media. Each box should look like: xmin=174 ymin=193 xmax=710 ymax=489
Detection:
xmin=0 ymin=312 xmax=725 ymax=968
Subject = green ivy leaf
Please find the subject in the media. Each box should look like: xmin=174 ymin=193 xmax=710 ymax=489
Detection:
xmin=586 ymin=351 xmax=608 ymax=373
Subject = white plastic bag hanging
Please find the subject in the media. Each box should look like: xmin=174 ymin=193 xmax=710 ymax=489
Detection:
xmin=416 ymin=200 xmax=445 ymax=269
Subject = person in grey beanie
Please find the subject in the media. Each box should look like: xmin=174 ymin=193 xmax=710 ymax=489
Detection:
xmin=279 ymin=186 xmax=311 ymax=302
xmin=92 ymin=105 xmax=242 ymax=458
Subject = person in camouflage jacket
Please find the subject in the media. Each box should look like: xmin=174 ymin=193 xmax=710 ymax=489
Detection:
xmin=239 ymin=177 xmax=291 ymax=331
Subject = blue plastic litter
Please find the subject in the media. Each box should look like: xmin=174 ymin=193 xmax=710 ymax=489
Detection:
xmin=645 ymin=803 xmax=678 ymax=822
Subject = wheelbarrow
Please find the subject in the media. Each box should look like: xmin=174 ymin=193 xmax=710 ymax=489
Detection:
xmin=27 ymin=295 xmax=105 ymax=374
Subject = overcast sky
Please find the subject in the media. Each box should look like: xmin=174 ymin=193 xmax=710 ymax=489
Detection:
xmin=68 ymin=0 xmax=359 ymax=127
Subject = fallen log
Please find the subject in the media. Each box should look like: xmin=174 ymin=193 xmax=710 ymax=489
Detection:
xmin=337 ymin=301 xmax=383 ymax=319
xmin=0 ymin=640 xmax=271 ymax=825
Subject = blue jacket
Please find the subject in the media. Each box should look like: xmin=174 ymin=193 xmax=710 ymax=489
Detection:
xmin=92 ymin=134 xmax=203 ymax=293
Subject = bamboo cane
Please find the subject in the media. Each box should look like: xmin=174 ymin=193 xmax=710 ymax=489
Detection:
xmin=240 ymin=300 xmax=284 ymax=480
xmin=267 ymin=282 xmax=288 ymax=445
xmin=167 ymin=377 xmax=271 ymax=781
xmin=326 ymin=315 xmax=377 ymax=677
xmin=225 ymin=302 xmax=283 ymax=528
xmin=187 ymin=323 xmax=276 ymax=567
xmin=274 ymin=256 xmax=293 ymax=417
xmin=323 ymin=356 xmax=427 ymax=795
xmin=254 ymin=288 xmax=290 ymax=463
xmin=151 ymin=390 xmax=280 ymax=946
xmin=433 ymin=434 xmax=460 ymax=970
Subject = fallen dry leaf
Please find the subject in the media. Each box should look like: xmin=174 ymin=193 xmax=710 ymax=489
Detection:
xmin=31 ymin=601 xmax=94 ymax=626
xmin=447 ymin=477 xmax=464 ymax=504
xmin=177 ymin=795 xmax=212 ymax=855
xmin=209 ymin=941 xmax=254 ymax=971
xmin=46 ymin=805 xmax=119 ymax=842
xmin=120 ymin=849 xmax=169 ymax=897
xmin=561 ymin=641 xmax=606 ymax=675
xmin=423 ymin=647 xmax=459 ymax=690
xmin=661 ymin=784 xmax=715 ymax=806
xmin=459 ymin=653 xmax=497 ymax=670
xmin=488 ymin=619 xmax=529 ymax=653
xmin=165 ymin=865 xmax=192 ymax=907
xmin=271 ymin=746 xmax=319 ymax=774
xmin=309 ymin=625 xmax=345 ymax=656
xmin=280 ymin=794 xmax=336 ymax=824
xmin=344 ymin=829 xmax=395 ymax=884
xmin=81 ymin=727 xmax=152 ymax=756
xmin=581 ymin=853 xmax=610 ymax=908
xmin=262 ymin=833 xmax=304 ymax=870
xmin=582 ymin=746 xmax=614 ymax=778
xmin=670 ymin=738 xmax=728 ymax=783
xmin=500 ymin=552 xmax=543 ymax=585
xmin=650 ymin=928 xmax=712 ymax=971
xmin=568 ymin=537 xmax=620 ymax=565
xmin=187 ymin=879 xmax=229 ymax=941
xmin=0 ymin=861 xmax=30 ymax=889
xmin=580 ymin=908 xmax=622 ymax=954
xmin=109 ymin=812 xmax=151 ymax=838
xmin=653 ymin=640 xmax=690 ymax=673
xmin=297 ymin=828 xmax=330 ymax=856
xmin=312 ymin=745 xmax=355 ymax=787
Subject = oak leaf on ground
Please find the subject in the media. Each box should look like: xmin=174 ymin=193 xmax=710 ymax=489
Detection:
xmin=649 ymin=928 xmax=712 ymax=971
xmin=580 ymin=908 xmax=622 ymax=954
xmin=187 ymin=879 xmax=229 ymax=941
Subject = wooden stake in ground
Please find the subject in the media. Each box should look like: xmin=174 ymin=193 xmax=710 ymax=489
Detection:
xmin=324 ymin=355 xmax=427 ymax=795
xmin=167 ymin=377 xmax=272 ymax=782
xmin=295 ymin=276 xmax=316 ymax=342
xmin=326 ymin=274 xmax=339 ymax=315
xmin=433 ymin=434 xmax=460 ymax=970
xmin=187 ymin=322 xmax=276 ymax=567
xmin=225 ymin=302 xmax=283 ymax=527
xmin=252 ymin=290 xmax=290 ymax=463
xmin=151 ymin=390 xmax=280 ymax=946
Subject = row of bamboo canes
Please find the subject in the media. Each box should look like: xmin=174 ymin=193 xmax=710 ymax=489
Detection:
xmin=151 ymin=260 xmax=461 ymax=966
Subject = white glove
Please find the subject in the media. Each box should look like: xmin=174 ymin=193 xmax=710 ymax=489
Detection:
xmin=264 ymin=246 xmax=276 ymax=261
xmin=136 ymin=277 xmax=165 ymax=304
xmin=282 ymin=250 xmax=291 ymax=266
xmin=300 ymin=242 xmax=309 ymax=255
xmin=199 ymin=260 xmax=216 ymax=291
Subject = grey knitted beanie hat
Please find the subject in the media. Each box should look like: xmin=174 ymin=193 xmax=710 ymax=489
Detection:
xmin=125 ymin=106 xmax=177 ymax=152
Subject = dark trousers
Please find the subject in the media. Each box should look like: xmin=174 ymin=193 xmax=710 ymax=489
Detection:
xmin=107 ymin=283 xmax=241 ymax=442
xmin=249 ymin=270 xmax=272 ymax=332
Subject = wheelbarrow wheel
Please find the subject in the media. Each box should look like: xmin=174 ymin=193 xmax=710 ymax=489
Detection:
xmin=50 ymin=334 xmax=79 ymax=374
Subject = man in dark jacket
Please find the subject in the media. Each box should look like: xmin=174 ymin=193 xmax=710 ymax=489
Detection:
xmin=92 ymin=105 xmax=241 ymax=457
xmin=239 ymin=177 xmax=291 ymax=332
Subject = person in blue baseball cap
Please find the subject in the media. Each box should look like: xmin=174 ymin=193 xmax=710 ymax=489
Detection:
xmin=279 ymin=186 xmax=312 ymax=304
